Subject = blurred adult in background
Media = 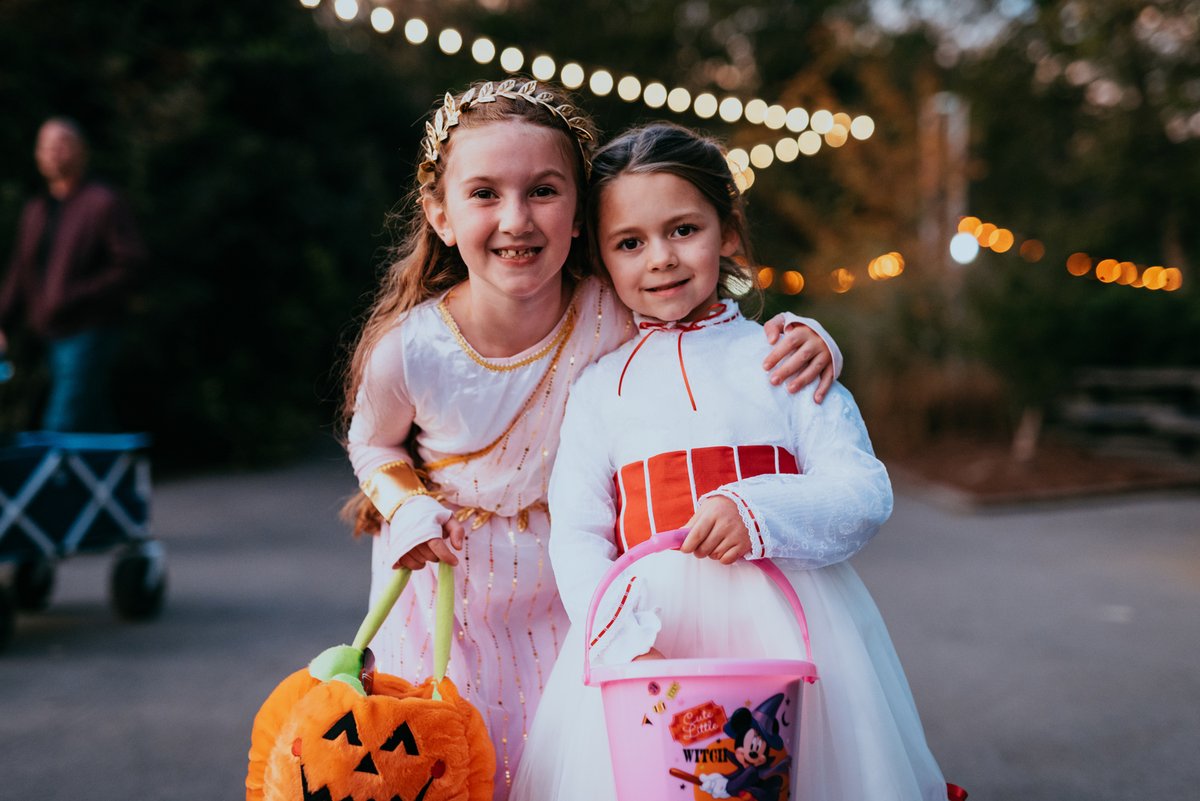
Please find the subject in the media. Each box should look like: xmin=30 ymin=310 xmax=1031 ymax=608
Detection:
xmin=0 ymin=117 xmax=145 ymax=431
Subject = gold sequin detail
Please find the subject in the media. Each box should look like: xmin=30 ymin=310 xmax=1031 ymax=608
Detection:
xmin=423 ymin=306 xmax=577 ymax=474
xmin=437 ymin=291 xmax=577 ymax=372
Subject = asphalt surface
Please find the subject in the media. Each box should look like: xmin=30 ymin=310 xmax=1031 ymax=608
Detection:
xmin=1 ymin=444 xmax=1197 ymax=800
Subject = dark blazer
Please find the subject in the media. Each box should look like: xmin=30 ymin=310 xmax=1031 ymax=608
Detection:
xmin=1 ymin=178 xmax=145 ymax=339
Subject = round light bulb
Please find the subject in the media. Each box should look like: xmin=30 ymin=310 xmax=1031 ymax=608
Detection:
xmin=404 ymin=18 xmax=429 ymax=44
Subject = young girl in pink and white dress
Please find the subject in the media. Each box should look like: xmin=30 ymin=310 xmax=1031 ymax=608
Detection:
xmin=510 ymin=123 xmax=960 ymax=801
xmin=339 ymin=81 xmax=843 ymax=800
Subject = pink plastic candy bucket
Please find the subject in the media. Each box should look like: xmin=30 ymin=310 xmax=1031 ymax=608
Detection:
xmin=584 ymin=529 xmax=818 ymax=801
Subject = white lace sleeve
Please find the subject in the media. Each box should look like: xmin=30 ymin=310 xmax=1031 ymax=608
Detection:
xmin=548 ymin=368 xmax=662 ymax=660
xmin=701 ymin=382 xmax=891 ymax=566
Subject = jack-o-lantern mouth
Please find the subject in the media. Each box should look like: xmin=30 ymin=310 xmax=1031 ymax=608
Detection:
xmin=298 ymin=758 xmax=446 ymax=801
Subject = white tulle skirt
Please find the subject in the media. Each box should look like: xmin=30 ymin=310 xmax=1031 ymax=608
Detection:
xmin=510 ymin=553 xmax=947 ymax=801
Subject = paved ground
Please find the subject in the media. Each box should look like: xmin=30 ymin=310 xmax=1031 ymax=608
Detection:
xmin=1 ymin=445 xmax=1197 ymax=800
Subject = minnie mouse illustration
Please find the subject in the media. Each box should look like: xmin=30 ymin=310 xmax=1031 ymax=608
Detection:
xmin=697 ymin=694 xmax=791 ymax=801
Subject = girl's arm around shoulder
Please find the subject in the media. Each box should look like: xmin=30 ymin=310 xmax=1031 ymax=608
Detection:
xmin=703 ymin=381 xmax=892 ymax=567
xmin=762 ymin=313 xmax=843 ymax=401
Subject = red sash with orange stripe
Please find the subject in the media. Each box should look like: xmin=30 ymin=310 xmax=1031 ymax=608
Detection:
xmin=612 ymin=444 xmax=800 ymax=553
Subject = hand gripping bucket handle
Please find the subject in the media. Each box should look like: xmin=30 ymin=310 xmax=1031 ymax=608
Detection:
xmin=583 ymin=528 xmax=813 ymax=685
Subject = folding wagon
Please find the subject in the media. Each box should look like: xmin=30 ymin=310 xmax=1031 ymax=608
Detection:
xmin=0 ymin=431 xmax=166 ymax=652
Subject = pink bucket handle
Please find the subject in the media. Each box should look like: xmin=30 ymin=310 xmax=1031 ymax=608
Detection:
xmin=583 ymin=528 xmax=813 ymax=686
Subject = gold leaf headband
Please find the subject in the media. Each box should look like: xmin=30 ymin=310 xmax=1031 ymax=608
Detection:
xmin=417 ymin=79 xmax=594 ymax=187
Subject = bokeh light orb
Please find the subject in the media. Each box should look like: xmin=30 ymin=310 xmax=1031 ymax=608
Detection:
xmin=797 ymin=131 xmax=822 ymax=155
xmin=667 ymin=87 xmax=692 ymax=113
xmin=774 ymin=137 xmax=800 ymax=162
xmin=499 ymin=46 xmax=524 ymax=72
xmin=561 ymin=62 xmax=585 ymax=89
xmin=1019 ymin=239 xmax=1045 ymax=262
xmin=1066 ymin=252 xmax=1092 ymax=276
xmin=643 ymin=82 xmax=668 ymax=108
xmin=810 ymin=109 xmax=834 ymax=134
xmin=785 ymin=107 xmax=809 ymax=132
xmin=950 ymin=232 xmax=980 ymax=264
xmin=830 ymin=268 xmax=855 ymax=293
xmin=744 ymin=99 xmax=769 ymax=124
xmin=472 ymin=38 xmax=496 ymax=64
xmin=617 ymin=76 xmax=642 ymax=101
xmin=370 ymin=7 xmax=394 ymax=32
xmin=780 ymin=270 xmax=805 ymax=294
xmin=719 ymin=97 xmax=744 ymax=122
xmin=589 ymin=69 xmax=614 ymax=96
xmin=404 ymin=18 xmax=429 ymax=44
xmin=750 ymin=144 xmax=774 ymax=168
xmin=438 ymin=28 xmax=463 ymax=54
xmin=693 ymin=92 xmax=718 ymax=118
xmin=850 ymin=115 xmax=875 ymax=140
xmin=531 ymin=54 xmax=555 ymax=79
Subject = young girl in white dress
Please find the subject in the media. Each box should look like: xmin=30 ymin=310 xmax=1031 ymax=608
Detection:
xmin=339 ymin=81 xmax=842 ymax=800
xmin=510 ymin=122 xmax=962 ymax=801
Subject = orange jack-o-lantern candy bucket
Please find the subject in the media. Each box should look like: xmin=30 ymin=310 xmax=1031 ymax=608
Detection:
xmin=246 ymin=563 xmax=494 ymax=801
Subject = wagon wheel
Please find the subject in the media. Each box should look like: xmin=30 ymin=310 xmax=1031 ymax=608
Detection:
xmin=13 ymin=559 xmax=55 ymax=612
xmin=110 ymin=540 xmax=167 ymax=621
xmin=0 ymin=585 xmax=14 ymax=653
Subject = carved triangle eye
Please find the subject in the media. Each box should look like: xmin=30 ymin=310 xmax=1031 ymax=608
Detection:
xmin=379 ymin=721 xmax=419 ymax=755
xmin=322 ymin=711 xmax=362 ymax=746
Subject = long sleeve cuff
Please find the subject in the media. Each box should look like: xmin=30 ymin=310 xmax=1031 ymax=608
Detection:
xmin=705 ymin=469 xmax=888 ymax=568
xmin=381 ymin=495 xmax=453 ymax=569
xmin=699 ymin=487 xmax=771 ymax=560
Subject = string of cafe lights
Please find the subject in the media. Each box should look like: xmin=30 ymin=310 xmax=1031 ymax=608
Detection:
xmin=763 ymin=210 xmax=1187 ymax=299
xmin=305 ymin=0 xmax=1183 ymax=301
xmin=757 ymin=251 xmax=905 ymax=297
xmin=950 ymin=216 xmax=1184 ymax=292
xmin=297 ymin=0 xmax=876 ymax=188
xmin=298 ymin=0 xmax=893 ymax=299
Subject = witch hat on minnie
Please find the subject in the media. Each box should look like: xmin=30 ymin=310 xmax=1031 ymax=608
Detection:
xmin=724 ymin=692 xmax=786 ymax=750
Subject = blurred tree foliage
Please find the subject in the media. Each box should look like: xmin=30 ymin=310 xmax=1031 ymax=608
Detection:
xmin=944 ymin=0 xmax=1200 ymax=419
xmin=2 ymin=0 xmax=1196 ymax=466
xmin=0 ymin=0 xmax=428 ymax=467
xmin=832 ymin=0 xmax=1200 ymax=445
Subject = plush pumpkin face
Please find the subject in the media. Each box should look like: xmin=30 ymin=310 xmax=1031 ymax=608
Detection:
xmin=262 ymin=677 xmax=487 ymax=801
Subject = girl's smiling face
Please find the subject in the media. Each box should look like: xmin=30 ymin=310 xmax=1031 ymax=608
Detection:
xmin=423 ymin=119 xmax=581 ymax=307
xmin=597 ymin=171 xmax=738 ymax=323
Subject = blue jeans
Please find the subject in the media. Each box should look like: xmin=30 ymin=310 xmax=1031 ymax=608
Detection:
xmin=42 ymin=328 xmax=120 ymax=432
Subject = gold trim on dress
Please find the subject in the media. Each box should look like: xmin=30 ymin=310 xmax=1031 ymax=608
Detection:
xmin=423 ymin=303 xmax=577 ymax=473
xmin=361 ymin=460 xmax=430 ymax=521
xmin=452 ymin=501 xmax=548 ymax=532
xmin=437 ymin=291 xmax=577 ymax=373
